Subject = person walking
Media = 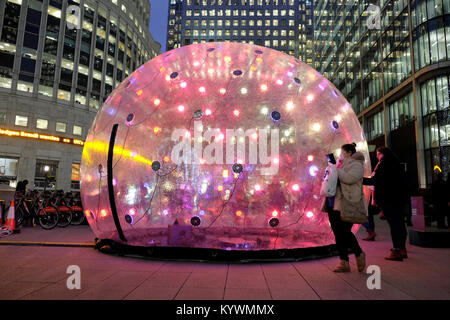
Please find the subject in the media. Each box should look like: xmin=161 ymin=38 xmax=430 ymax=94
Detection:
xmin=322 ymin=143 xmax=367 ymax=273
xmin=362 ymin=161 xmax=381 ymax=241
xmin=431 ymin=172 xmax=448 ymax=229
xmin=364 ymin=147 xmax=408 ymax=261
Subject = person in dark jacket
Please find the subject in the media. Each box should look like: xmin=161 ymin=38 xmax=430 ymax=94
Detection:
xmin=15 ymin=179 xmax=28 ymax=194
xmin=431 ymin=172 xmax=448 ymax=228
xmin=364 ymin=147 xmax=408 ymax=261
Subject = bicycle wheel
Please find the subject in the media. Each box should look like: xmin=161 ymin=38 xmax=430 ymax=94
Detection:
xmin=70 ymin=209 xmax=86 ymax=225
xmin=57 ymin=207 xmax=73 ymax=227
xmin=38 ymin=208 xmax=59 ymax=230
xmin=15 ymin=205 xmax=25 ymax=227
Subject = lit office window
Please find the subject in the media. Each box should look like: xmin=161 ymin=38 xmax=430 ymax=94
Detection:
xmin=15 ymin=115 xmax=28 ymax=127
xmin=36 ymin=119 xmax=48 ymax=130
xmin=73 ymin=125 xmax=82 ymax=136
xmin=56 ymin=122 xmax=67 ymax=133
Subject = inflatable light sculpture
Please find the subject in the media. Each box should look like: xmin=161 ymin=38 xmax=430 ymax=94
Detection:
xmin=81 ymin=42 xmax=371 ymax=251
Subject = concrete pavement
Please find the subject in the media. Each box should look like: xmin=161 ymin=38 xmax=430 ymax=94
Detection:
xmin=0 ymin=219 xmax=449 ymax=300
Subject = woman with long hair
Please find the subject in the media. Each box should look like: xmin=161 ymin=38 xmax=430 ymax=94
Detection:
xmin=322 ymin=143 xmax=367 ymax=273
xmin=364 ymin=147 xmax=408 ymax=261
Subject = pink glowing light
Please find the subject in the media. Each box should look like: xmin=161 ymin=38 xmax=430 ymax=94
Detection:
xmin=307 ymin=155 xmax=314 ymax=162
xmin=306 ymin=211 xmax=314 ymax=218
xmin=260 ymin=84 xmax=268 ymax=91
xmin=205 ymin=109 xmax=212 ymax=116
xmin=178 ymin=105 xmax=185 ymax=112
xmin=309 ymin=165 xmax=319 ymax=177
xmin=276 ymin=79 xmax=284 ymax=85
xmin=180 ymin=81 xmax=187 ymax=88
xmin=219 ymin=88 xmax=227 ymax=95
xmin=199 ymin=86 xmax=206 ymax=93
xmin=129 ymin=208 xmax=136 ymax=215
xmin=273 ymin=157 xmax=279 ymax=164
xmin=153 ymin=98 xmax=161 ymax=106
xmin=193 ymin=61 xmax=200 ymax=67
xmin=254 ymin=184 xmax=261 ymax=191
xmin=233 ymin=109 xmax=240 ymax=117
xmin=307 ymin=94 xmax=314 ymax=103
xmin=292 ymin=184 xmax=300 ymax=191
xmin=272 ymin=210 xmax=279 ymax=217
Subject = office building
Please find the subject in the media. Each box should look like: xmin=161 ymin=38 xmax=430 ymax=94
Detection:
xmin=314 ymin=0 xmax=450 ymax=188
xmin=167 ymin=0 xmax=315 ymax=65
xmin=0 ymin=0 xmax=160 ymax=190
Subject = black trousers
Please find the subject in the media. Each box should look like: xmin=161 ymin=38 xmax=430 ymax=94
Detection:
xmin=327 ymin=207 xmax=362 ymax=261
xmin=379 ymin=202 xmax=407 ymax=249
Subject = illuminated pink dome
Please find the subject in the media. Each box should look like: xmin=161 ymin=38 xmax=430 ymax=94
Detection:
xmin=80 ymin=42 xmax=371 ymax=250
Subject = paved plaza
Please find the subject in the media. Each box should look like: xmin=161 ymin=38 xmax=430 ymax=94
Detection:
xmin=0 ymin=220 xmax=449 ymax=300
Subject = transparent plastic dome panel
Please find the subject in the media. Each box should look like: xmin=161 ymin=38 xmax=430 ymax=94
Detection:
xmin=81 ymin=42 xmax=371 ymax=250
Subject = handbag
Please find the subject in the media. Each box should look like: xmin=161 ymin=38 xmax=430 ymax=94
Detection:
xmin=340 ymin=189 xmax=368 ymax=224
xmin=320 ymin=164 xmax=338 ymax=197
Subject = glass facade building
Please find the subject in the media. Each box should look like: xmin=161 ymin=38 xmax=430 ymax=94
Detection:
xmin=0 ymin=0 xmax=160 ymax=190
xmin=167 ymin=0 xmax=315 ymax=64
xmin=314 ymin=0 xmax=450 ymax=188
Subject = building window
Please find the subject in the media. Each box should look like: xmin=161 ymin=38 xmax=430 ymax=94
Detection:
xmin=365 ymin=110 xmax=385 ymax=142
xmin=34 ymin=159 xmax=58 ymax=189
xmin=0 ymin=157 xmax=19 ymax=186
xmin=15 ymin=115 xmax=28 ymax=127
xmin=73 ymin=125 xmax=82 ymax=136
xmin=36 ymin=119 xmax=48 ymax=130
xmin=0 ymin=112 xmax=6 ymax=124
xmin=71 ymin=163 xmax=80 ymax=190
xmin=56 ymin=122 xmax=66 ymax=133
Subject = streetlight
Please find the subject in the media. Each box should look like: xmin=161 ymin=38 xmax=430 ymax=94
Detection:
xmin=43 ymin=165 xmax=50 ymax=192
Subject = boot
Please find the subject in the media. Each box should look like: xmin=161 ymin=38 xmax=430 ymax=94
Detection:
xmin=355 ymin=252 xmax=366 ymax=272
xmin=391 ymin=248 xmax=408 ymax=259
xmin=333 ymin=260 xmax=351 ymax=273
xmin=385 ymin=249 xmax=403 ymax=261
xmin=363 ymin=229 xmax=376 ymax=241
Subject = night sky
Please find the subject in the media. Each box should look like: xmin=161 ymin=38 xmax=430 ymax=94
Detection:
xmin=149 ymin=0 xmax=169 ymax=53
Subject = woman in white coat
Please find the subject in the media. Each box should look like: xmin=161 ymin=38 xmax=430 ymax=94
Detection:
xmin=322 ymin=143 xmax=367 ymax=273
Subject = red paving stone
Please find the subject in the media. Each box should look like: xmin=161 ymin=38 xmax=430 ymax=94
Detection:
xmin=0 ymin=220 xmax=449 ymax=300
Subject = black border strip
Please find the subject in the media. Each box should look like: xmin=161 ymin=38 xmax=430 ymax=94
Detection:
xmin=107 ymin=124 xmax=127 ymax=242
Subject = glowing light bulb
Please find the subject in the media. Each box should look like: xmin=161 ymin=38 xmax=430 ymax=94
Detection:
xmin=306 ymin=211 xmax=314 ymax=218
xmin=163 ymin=156 xmax=170 ymax=162
xmin=200 ymin=158 xmax=206 ymax=165
xmin=217 ymin=185 xmax=223 ymax=191
xmin=273 ymin=157 xmax=279 ymax=164
xmin=184 ymin=131 xmax=191 ymax=138
xmin=153 ymin=126 xmax=161 ymax=134
xmin=250 ymin=66 xmax=257 ymax=71
xmin=136 ymin=89 xmax=143 ymax=96
xmin=85 ymin=210 xmax=90 ymax=217
xmin=178 ymin=105 xmax=185 ymax=112
xmin=153 ymin=98 xmax=161 ymax=106
xmin=287 ymin=71 xmax=294 ymax=77
xmin=241 ymin=88 xmax=248 ymax=94
xmin=312 ymin=123 xmax=321 ymax=132
xmin=180 ymin=81 xmax=187 ymax=88
xmin=335 ymin=114 xmax=342 ymax=122
xmin=256 ymin=57 xmax=262 ymax=63
xmin=309 ymin=165 xmax=319 ymax=177
xmin=261 ymin=107 xmax=269 ymax=115
xmin=193 ymin=61 xmax=200 ymax=67
xmin=307 ymin=94 xmax=314 ymax=103
xmin=222 ymin=170 xmax=229 ymax=178
xmin=199 ymin=86 xmax=206 ymax=93
xmin=276 ymin=79 xmax=284 ymax=85
xmin=272 ymin=210 xmax=279 ymax=217
xmin=205 ymin=109 xmax=212 ymax=116
xmin=224 ymin=56 xmax=231 ymax=63
xmin=219 ymin=88 xmax=227 ymax=95
xmin=100 ymin=209 xmax=107 ymax=217
xmin=307 ymin=155 xmax=314 ymax=162
xmin=129 ymin=208 xmax=136 ymax=215
xmin=286 ymin=101 xmax=294 ymax=111
xmin=218 ymin=133 xmax=225 ymax=140
xmin=261 ymin=84 xmax=268 ymax=91
xmin=233 ymin=109 xmax=240 ymax=117
xmin=236 ymin=210 xmax=243 ymax=217
xmin=163 ymin=209 xmax=169 ymax=216
xmin=254 ymin=184 xmax=261 ymax=191
xmin=292 ymin=184 xmax=300 ymax=191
